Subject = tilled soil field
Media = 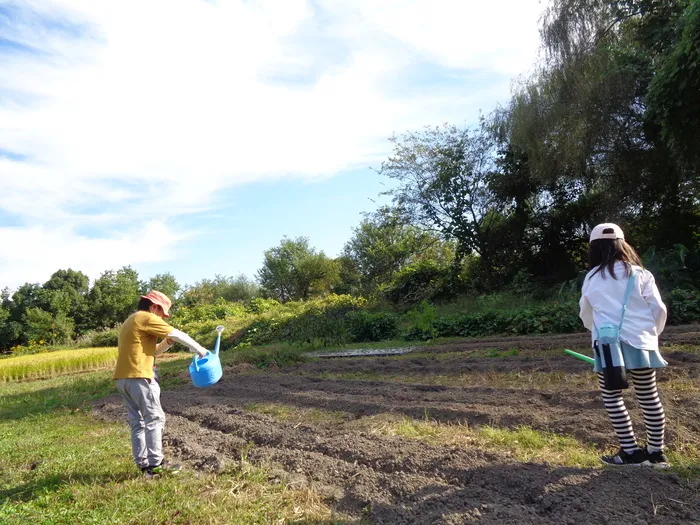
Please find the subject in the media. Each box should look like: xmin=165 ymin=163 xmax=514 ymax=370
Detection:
xmin=94 ymin=327 xmax=700 ymax=524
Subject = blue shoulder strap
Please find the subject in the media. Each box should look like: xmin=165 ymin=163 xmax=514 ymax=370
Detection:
xmin=618 ymin=270 xmax=638 ymax=332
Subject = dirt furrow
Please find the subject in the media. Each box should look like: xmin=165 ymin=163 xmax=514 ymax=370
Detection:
xmin=165 ymin=373 xmax=698 ymax=447
xmin=101 ymin=396 xmax=697 ymax=525
xmin=91 ymin=328 xmax=700 ymax=524
xmin=93 ymin=392 xmax=700 ymax=525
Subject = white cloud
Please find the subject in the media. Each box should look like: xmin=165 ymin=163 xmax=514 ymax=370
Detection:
xmin=351 ymin=0 xmax=543 ymax=73
xmin=0 ymin=220 xmax=189 ymax=289
xmin=0 ymin=0 xmax=545 ymax=290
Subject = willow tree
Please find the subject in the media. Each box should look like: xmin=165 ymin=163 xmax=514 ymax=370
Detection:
xmin=645 ymin=0 xmax=700 ymax=171
xmin=499 ymin=0 xmax=700 ymax=279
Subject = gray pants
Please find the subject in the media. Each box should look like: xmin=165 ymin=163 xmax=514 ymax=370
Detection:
xmin=115 ymin=378 xmax=165 ymax=469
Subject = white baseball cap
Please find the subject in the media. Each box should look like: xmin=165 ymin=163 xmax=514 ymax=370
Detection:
xmin=590 ymin=223 xmax=625 ymax=242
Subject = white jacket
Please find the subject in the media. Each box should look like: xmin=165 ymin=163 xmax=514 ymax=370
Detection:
xmin=579 ymin=262 xmax=667 ymax=350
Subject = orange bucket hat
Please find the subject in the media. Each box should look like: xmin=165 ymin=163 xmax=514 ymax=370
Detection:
xmin=141 ymin=290 xmax=172 ymax=317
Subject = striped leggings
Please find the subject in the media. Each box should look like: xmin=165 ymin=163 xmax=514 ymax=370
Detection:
xmin=598 ymin=368 xmax=665 ymax=453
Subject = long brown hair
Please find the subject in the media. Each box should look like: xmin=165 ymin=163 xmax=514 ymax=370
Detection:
xmin=588 ymin=238 xmax=642 ymax=279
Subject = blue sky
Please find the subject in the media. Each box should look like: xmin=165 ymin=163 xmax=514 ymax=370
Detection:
xmin=0 ymin=0 xmax=545 ymax=291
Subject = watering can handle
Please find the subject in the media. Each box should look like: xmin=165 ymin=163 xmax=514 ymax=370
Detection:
xmin=192 ymin=354 xmax=200 ymax=372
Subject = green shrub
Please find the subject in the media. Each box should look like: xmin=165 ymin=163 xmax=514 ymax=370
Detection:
xmin=382 ymin=261 xmax=453 ymax=306
xmin=5 ymin=341 xmax=55 ymax=357
xmin=178 ymin=319 xmax=231 ymax=348
xmin=172 ymin=299 xmax=247 ymax=324
xmin=403 ymin=301 xmax=439 ymax=340
xmin=240 ymin=318 xmax=285 ymax=347
xmin=283 ymin=307 xmax=350 ymax=347
xmin=246 ymin=297 xmax=282 ymax=314
xmin=434 ymin=309 xmax=509 ymax=338
xmin=32 ymin=287 xmax=697 ymax=359
xmin=193 ymin=295 xmax=585 ymax=348
xmin=432 ymin=302 xmax=581 ymax=338
xmin=667 ymin=289 xmax=700 ymax=325
xmin=76 ymin=326 xmax=120 ymax=348
xmin=232 ymin=294 xmax=366 ymax=348
xmin=643 ymin=245 xmax=700 ymax=291
xmin=227 ymin=346 xmax=307 ymax=369
xmin=507 ymin=303 xmax=581 ymax=334
xmin=347 ymin=311 xmax=400 ymax=342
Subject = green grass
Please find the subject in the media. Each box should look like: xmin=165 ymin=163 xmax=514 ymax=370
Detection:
xmin=0 ymin=369 xmax=342 ymax=524
xmin=473 ymin=425 xmax=600 ymax=466
xmin=0 ymin=412 xmax=337 ymax=524
xmin=0 ymin=373 xmax=114 ymax=420
xmin=661 ymin=344 xmax=700 ymax=355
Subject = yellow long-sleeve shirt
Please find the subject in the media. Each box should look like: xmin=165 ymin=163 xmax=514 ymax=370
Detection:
xmin=114 ymin=311 xmax=175 ymax=379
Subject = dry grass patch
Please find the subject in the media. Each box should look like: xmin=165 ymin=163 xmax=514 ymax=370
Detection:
xmin=352 ymin=414 xmax=601 ymax=467
xmin=386 ymin=348 xmax=522 ymax=360
xmin=244 ymin=402 xmax=349 ymax=426
xmin=309 ymin=370 xmax=596 ymax=391
xmin=0 ymin=347 xmax=120 ymax=382
xmin=361 ymin=413 xmax=699 ymax=475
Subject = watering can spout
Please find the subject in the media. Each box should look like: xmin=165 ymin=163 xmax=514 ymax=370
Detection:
xmin=214 ymin=325 xmax=225 ymax=356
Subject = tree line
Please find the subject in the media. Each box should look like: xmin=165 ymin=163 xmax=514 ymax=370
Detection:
xmin=2 ymin=0 xmax=699 ymax=350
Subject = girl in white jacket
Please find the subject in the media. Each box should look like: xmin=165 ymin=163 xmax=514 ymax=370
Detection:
xmin=579 ymin=223 xmax=669 ymax=467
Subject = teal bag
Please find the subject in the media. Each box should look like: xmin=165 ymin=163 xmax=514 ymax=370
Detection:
xmin=594 ymin=270 xmax=638 ymax=390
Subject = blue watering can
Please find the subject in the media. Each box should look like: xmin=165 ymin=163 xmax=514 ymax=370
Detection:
xmin=189 ymin=325 xmax=224 ymax=388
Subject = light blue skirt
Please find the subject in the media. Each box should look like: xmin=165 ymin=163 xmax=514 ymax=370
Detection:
xmin=593 ymin=341 xmax=668 ymax=373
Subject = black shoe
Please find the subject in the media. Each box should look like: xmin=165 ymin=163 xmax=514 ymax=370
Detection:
xmin=644 ymin=447 xmax=670 ymax=468
xmin=142 ymin=460 xmax=181 ymax=478
xmin=601 ymin=448 xmax=648 ymax=466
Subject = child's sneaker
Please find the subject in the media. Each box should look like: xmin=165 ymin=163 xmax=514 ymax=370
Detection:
xmin=643 ymin=447 xmax=670 ymax=468
xmin=601 ymin=448 xmax=648 ymax=466
xmin=142 ymin=460 xmax=181 ymax=478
